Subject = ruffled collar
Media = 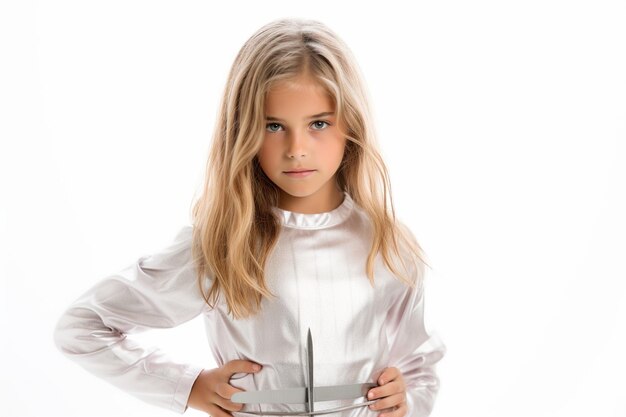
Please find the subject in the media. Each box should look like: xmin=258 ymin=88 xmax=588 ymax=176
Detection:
xmin=271 ymin=191 xmax=355 ymax=230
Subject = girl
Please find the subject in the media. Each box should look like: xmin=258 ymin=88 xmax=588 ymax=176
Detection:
xmin=54 ymin=18 xmax=446 ymax=417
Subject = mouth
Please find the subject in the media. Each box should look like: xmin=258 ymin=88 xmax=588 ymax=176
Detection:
xmin=283 ymin=169 xmax=316 ymax=177
xmin=283 ymin=169 xmax=316 ymax=173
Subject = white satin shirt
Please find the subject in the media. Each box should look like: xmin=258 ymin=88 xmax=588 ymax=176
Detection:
xmin=53 ymin=191 xmax=446 ymax=416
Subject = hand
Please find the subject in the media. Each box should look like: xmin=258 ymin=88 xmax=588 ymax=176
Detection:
xmin=187 ymin=359 xmax=263 ymax=417
xmin=367 ymin=367 xmax=407 ymax=417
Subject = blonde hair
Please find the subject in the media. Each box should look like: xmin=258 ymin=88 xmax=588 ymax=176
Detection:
xmin=190 ymin=17 xmax=430 ymax=320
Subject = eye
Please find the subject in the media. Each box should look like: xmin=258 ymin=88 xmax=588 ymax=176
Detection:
xmin=265 ymin=120 xmax=331 ymax=133
xmin=266 ymin=122 xmax=283 ymax=133
xmin=311 ymin=120 xmax=330 ymax=130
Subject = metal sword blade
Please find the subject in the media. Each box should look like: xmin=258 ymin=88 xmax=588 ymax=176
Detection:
xmin=307 ymin=328 xmax=314 ymax=413
xmin=230 ymin=327 xmax=379 ymax=407
xmin=230 ymin=382 xmax=377 ymax=404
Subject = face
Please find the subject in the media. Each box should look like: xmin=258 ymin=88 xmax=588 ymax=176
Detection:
xmin=257 ymin=74 xmax=347 ymax=214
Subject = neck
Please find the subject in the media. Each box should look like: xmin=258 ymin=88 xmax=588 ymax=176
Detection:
xmin=277 ymin=186 xmax=344 ymax=214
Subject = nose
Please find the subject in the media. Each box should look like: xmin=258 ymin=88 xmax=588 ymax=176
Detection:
xmin=286 ymin=129 xmax=308 ymax=159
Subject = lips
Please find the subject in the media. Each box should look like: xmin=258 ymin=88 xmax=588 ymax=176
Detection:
xmin=283 ymin=169 xmax=316 ymax=178
xmin=284 ymin=169 xmax=315 ymax=173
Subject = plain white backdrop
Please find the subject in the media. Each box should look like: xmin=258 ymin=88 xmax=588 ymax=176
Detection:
xmin=1 ymin=1 xmax=625 ymax=416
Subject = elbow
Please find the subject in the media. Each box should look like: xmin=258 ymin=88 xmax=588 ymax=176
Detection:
xmin=52 ymin=306 xmax=122 ymax=356
xmin=407 ymin=381 xmax=440 ymax=417
xmin=52 ymin=308 xmax=77 ymax=355
xmin=404 ymin=366 xmax=442 ymax=417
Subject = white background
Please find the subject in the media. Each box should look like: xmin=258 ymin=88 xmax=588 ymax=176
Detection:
xmin=1 ymin=1 xmax=625 ymax=416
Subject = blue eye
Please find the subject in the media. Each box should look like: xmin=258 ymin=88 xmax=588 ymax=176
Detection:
xmin=266 ymin=123 xmax=282 ymax=132
xmin=312 ymin=120 xmax=330 ymax=130
xmin=265 ymin=120 xmax=331 ymax=133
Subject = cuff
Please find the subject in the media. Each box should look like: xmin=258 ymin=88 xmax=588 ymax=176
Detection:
xmin=171 ymin=364 xmax=205 ymax=414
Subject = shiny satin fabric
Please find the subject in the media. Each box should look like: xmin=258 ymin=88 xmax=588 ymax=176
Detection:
xmin=53 ymin=191 xmax=446 ymax=416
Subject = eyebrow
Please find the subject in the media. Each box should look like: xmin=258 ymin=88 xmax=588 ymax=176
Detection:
xmin=265 ymin=111 xmax=335 ymax=122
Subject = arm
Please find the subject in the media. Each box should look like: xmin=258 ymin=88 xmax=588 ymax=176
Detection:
xmin=53 ymin=225 xmax=209 ymax=414
xmin=385 ymin=274 xmax=446 ymax=417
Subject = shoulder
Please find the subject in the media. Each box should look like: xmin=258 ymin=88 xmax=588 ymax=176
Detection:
xmin=345 ymin=199 xmax=374 ymax=235
xmin=138 ymin=224 xmax=194 ymax=271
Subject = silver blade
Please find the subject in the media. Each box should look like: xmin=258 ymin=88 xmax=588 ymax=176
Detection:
xmin=232 ymin=387 xmax=306 ymax=404
xmin=310 ymin=382 xmax=377 ymax=401
xmin=231 ymin=382 xmax=377 ymax=404
xmin=232 ymin=399 xmax=378 ymax=416
xmin=307 ymin=328 xmax=314 ymax=413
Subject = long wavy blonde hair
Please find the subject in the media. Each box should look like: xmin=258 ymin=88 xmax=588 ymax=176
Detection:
xmin=190 ymin=18 xmax=430 ymax=320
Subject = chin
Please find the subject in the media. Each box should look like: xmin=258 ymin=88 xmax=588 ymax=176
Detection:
xmin=278 ymin=188 xmax=319 ymax=198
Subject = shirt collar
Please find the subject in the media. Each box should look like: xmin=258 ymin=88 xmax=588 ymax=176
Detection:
xmin=271 ymin=191 xmax=354 ymax=230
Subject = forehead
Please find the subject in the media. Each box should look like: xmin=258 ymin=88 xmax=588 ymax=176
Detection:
xmin=264 ymin=78 xmax=335 ymax=115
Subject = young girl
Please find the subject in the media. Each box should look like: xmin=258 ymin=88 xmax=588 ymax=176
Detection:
xmin=54 ymin=18 xmax=446 ymax=417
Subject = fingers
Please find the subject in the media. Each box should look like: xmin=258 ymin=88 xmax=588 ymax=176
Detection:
xmin=211 ymin=360 xmax=263 ymax=413
xmin=187 ymin=361 xmax=264 ymax=416
xmin=222 ymin=359 xmax=263 ymax=378
xmin=368 ymin=380 xmax=404 ymax=401
xmin=381 ymin=401 xmax=407 ymax=417
xmin=212 ymin=381 xmax=245 ymax=412
xmin=368 ymin=369 xmax=407 ymax=417
xmin=368 ymin=392 xmax=406 ymax=415
xmin=377 ymin=367 xmax=401 ymax=385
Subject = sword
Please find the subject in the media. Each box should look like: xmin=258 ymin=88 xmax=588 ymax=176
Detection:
xmin=231 ymin=328 xmax=378 ymax=416
xmin=306 ymin=327 xmax=314 ymax=414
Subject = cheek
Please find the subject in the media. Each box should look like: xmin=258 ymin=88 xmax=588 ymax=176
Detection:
xmin=331 ymin=140 xmax=347 ymax=162
xmin=257 ymin=142 xmax=277 ymax=172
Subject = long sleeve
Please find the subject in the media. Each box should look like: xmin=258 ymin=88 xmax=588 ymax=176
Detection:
xmin=385 ymin=274 xmax=446 ymax=417
xmin=53 ymin=225 xmax=209 ymax=414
